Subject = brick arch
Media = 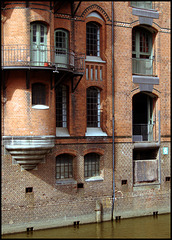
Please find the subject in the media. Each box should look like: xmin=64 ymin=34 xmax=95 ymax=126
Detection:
xmin=131 ymin=21 xmax=159 ymax=33
xmin=30 ymin=19 xmax=49 ymax=27
xmin=55 ymin=149 xmax=77 ymax=157
xmin=83 ymin=148 xmax=105 ymax=156
xmin=87 ymin=85 xmax=103 ymax=91
xmin=81 ymin=4 xmax=111 ymax=22
xmin=131 ymin=87 xmax=161 ymax=99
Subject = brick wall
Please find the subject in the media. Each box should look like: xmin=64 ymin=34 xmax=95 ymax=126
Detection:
xmin=1 ymin=1 xmax=171 ymax=234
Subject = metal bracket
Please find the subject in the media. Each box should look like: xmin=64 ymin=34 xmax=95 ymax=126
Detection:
xmin=71 ymin=75 xmax=83 ymax=92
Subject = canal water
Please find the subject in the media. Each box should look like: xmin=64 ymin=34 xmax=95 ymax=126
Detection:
xmin=2 ymin=214 xmax=170 ymax=239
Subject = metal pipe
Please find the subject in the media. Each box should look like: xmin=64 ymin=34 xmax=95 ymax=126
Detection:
xmin=111 ymin=1 xmax=115 ymax=221
xmin=158 ymin=110 xmax=161 ymax=184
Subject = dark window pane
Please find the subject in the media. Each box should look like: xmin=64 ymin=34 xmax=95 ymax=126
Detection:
xmin=86 ymin=22 xmax=100 ymax=56
xmin=32 ymin=83 xmax=46 ymax=105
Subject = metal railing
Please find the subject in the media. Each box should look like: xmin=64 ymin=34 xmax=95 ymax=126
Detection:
xmin=132 ymin=58 xmax=153 ymax=75
xmin=133 ymin=124 xmax=154 ymax=142
xmin=1 ymin=45 xmax=85 ymax=74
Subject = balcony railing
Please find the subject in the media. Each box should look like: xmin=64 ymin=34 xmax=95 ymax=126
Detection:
xmin=132 ymin=58 xmax=153 ymax=75
xmin=1 ymin=45 xmax=85 ymax=74
xmin=133 ymin=124 xmax=154 ymax=142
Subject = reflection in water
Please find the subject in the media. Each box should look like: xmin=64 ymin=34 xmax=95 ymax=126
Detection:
xmin=2 ymin=214 xmax=171 ymax=239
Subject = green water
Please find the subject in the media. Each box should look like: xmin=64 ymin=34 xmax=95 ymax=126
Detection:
xmin=2 ymin=214 xmax=171 ymax=239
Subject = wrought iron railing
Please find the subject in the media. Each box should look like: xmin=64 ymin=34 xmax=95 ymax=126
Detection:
xmin=132 ymin=58 xmax=154 ymax=75
xmin=133 ymin=124 xmax=154 ymax=142
xmin=1 ymin=45 xmax=85 ymax=74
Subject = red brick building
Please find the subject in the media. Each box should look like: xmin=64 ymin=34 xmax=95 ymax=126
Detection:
xmin=1 ymin=1 xmax=171 ymax=234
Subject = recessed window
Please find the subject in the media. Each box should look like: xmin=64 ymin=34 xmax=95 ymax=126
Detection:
xmin=84 ymin=153 xmax=100 ymax=177
xmin=86 ymin=22 xmax=100 ymax=56
xmin=132 ymin=26 xmax=153 ymax=75
xmin=32 ymin=83 xmax=46 ymax=105
xmin=87 ymin=87 xmax=100 ymax=127
xmin=56 ymin=85 xmax=68 ymax=127
xmin=56 ymin=154 xmax=73 ymax=179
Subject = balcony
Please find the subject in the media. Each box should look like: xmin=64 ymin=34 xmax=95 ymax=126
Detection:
xmin=3 ymin=135 xmax=55 ymax=170
xmin=1 ymin=44 xmax=85 ymax=75
xmin=132 ymin=58 xmax=153 ymax=76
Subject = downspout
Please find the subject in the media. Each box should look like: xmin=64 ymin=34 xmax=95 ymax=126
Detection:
xmin=111 ymin=1 xmax=115 ymax=221
xmin=158 ymin=110 xmax=161 ymax=184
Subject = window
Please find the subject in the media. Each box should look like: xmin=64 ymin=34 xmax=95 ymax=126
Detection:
xmin=32 ymin=83 xmax=46 ymax=105
xmin=132 ymin=26 xmax=153 ymax=75
xmin=56 ymin=85 xmax=68 ymax=127
xmin=133 ymin=92 xmax=155 ymax=141
xmin=54 ymin=29 xmax=69 ymax=67
xmin=132 ymin=27 xmax=152 ymax=59
xmin=30 ymin=22 xmax=47 ymax=66
xmin=131 ymin=1 xmax=152 ymax=10
xmin=87 ymin=87 xmax=100 ymax=127
xmin=86 ymin=22 xmax=100 ymax=56
xmin=84 ymin=153 xmax=100 ymax=177
xmin=56 ymin=154 xmax=73 ymax=179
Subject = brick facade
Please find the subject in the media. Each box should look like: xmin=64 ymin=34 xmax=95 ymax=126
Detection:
xmin=1 ymin=1 xmax=171 ymax=234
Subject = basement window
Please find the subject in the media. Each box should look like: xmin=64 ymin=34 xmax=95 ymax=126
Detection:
xmin=56 ymin=154 xmax=73 ymax=179
xmin=84 ymin=153 xmax=100 ymax=178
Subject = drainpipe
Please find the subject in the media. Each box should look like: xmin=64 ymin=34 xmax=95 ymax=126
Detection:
xmin=158 ymin=110 xmax=161 ymax=184
xmin=111 ymin=1 xmax=115 ymax=221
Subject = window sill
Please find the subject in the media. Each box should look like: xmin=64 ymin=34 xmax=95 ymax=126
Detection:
xmin=32 ymin=105 xmax=49 ymax=110
xmin=56 ymin=179 xmax=77 ymax=185
xmin=85 ymin=176 xmax=104 ymax=182
xmin=85 ymin=128 xmax=107 ymax=136
xmin=85 ymin=56 xmax=106 ymax=63
xmin=56 ymin=127 xmax=70 ymax=137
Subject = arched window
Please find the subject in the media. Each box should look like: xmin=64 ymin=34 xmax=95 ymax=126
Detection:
xmin=86 ymin=22 xmax=100 ymax=56
xmin=132 ymin=26 xmax=153 ymax=75
xmin=56 ymin=154 xmax=73 ymax=179
xmin=54 ymin=29 xmax=69 ymax=67
xmin=84 ymin=153 xmax=100 ymax=177
xmin=87 ymin=87 xmax=100 ymax=127
xmin=32 ymin=83 xmax=46 ymax=105
xmin=132 ymin=92 xmax=155 ymax=141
